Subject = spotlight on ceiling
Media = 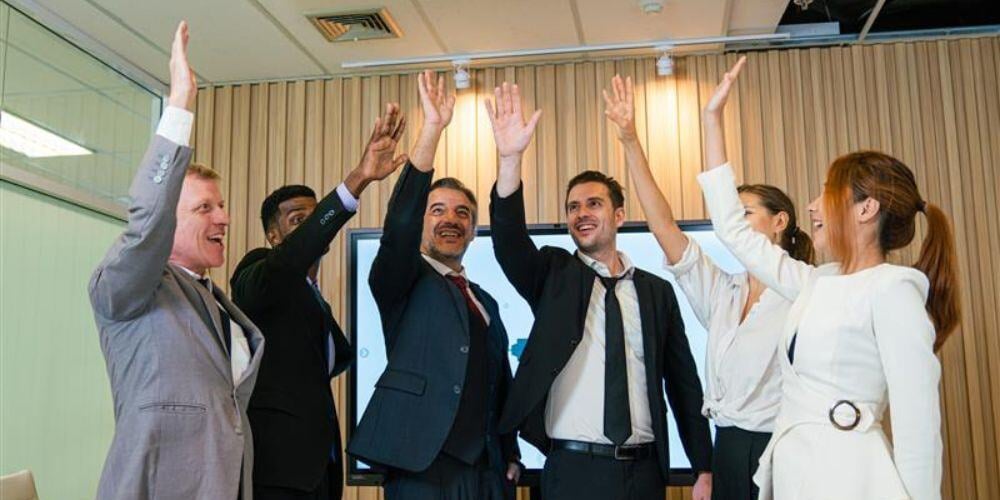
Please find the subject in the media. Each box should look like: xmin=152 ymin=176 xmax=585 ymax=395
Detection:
xmin=452 ymin=59 xmax=471 ymax=90
xmin=638 ymin=0 xmax=664 ymax=14
xmin=655 ymin=46 xmax=674 ymax=76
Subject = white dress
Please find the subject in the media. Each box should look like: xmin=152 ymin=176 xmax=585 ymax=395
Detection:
xmin=665 ymin=238 xmax=788 ymax=432
xmin=698 ymin=164 xmax=943 ymax=500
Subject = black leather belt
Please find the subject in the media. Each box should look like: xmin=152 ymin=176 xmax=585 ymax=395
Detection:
xmin=551 ymin=439 xmax=655 ymax=461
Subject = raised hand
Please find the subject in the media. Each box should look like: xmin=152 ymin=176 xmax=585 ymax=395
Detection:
xmin=418 ymin=70 xmax=455 ymax=130
xmin=168 ymin=21 xmax=197 ymax=111
xmin=703 ymin=56 xmax=746 ymax=118
xmin=358 ymin=103 xmax=408 ymax=181
xmin=484 ymin=82 xmax=542 ymax=159
xmin=603 ymin=74 xmax=637 ymax=142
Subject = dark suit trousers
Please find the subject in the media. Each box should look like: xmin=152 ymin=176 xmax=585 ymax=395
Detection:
xmin=254 ymin=459 xmax=342 ymax=500
xmin=384 ymin=454 xmax=509 ymax=500
xmin=711 ymin=426 xmax=771 ymax=500
xmin=541 ymin=448 xmax=664 ymax=500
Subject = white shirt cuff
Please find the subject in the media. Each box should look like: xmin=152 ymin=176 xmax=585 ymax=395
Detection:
xmin=155 ymin=106 xmax=194 ymax=147
xmin=336 ymin=183 xmax=359 ymax=212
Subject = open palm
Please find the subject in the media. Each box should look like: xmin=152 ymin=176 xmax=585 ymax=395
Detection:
xmin=704 ymin=56 xmax=746 ymax=116
xmin=418 ymin=70 xmax=455 ymax=129
xmin=603 ymin=74 xmax=636 ymax=141
xmin=360 ymin=103 xmax=408 ymax=181
xmin=485 ymin=82 xmax=542 ymax=158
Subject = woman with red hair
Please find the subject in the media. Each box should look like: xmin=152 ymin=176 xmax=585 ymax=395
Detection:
xmin=698 ymin=57 xmax=960 ymax=500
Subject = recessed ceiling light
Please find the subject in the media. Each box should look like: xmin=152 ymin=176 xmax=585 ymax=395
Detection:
xmin=0 ymin=110 xmax=92 ymax=158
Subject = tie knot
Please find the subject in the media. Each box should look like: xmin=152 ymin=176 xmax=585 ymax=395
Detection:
xmin=600 ymin=276 xmax=620 ymax=290
xmin=446 ymin=274 xmax=469 ymax=290
xmin=197 ymin=277 xmax=211 ymax=290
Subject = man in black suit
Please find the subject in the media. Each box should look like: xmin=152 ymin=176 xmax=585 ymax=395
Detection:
xmin=484 ymin=82 xmax=714 ymax=500
xmin=231 ymin=104 xmax=407 ymax=500
xmin=347 ymin=71 xmax=521 ymax=500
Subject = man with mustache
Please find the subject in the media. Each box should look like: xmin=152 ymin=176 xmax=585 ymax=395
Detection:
xmin=348 ymin=71 xmax=521 ymax=500
xmin=230 ymin=104 xmax=407 ymax=500
xmin=89 ymin=21 xmax=264 ymax=499
xmin=485 ymin=82 xmax=713 ymax=500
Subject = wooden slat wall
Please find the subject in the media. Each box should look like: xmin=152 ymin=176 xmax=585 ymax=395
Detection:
xmin=191 ymin=37 xmax=1000 ymax=500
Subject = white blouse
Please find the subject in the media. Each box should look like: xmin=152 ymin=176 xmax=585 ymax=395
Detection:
xmin=665 ymin=239 xmax=787 ymax=433
xmin=698 ymin=164 xmax=942 ymax=500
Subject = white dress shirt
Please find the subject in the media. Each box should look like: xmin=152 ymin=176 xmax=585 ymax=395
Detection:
xmin=699 ymin=163 xmax=942 ymax=500
xmin=545 ymin=251 xmax=655 ymax=445
xmin=179 ymin=267 xmax=251 ymax=385
xmin=665 ymin=238 xmax=787 ymax=432
xmin=421 ymin=254 xmax=491 ymax=325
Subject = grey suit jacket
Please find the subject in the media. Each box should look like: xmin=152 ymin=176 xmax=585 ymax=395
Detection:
xmin=89 ymin=136 xmax=265 ymax=500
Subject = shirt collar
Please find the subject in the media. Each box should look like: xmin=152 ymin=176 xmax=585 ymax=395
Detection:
xmin=421 ymin=253 xmax=469 ymax=280
xmin=178 ymin=265 xmax=211 ymax=289
xmin=576 ymin=250 xmax=635 ymax=279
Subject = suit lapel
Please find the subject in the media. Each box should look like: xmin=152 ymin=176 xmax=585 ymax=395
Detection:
xmin=444 ymin=275 xmax=471 ymax=338
xmin=577 ymin=262 xmax=596 ymax=337
xmin=168 ymin=266 xmax=232 ymax=381
xmin=215 ymin=289 xmax=264 ymax=388
xmin=633 ymin=273 xmax=661 ymax=389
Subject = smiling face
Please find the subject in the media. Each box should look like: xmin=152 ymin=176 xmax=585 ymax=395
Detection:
xmin=566 ymin=181 xmax=624 ymax=255
xmin=420 ymin=186 xmax=476 ymax=270
xmin=170 ymin=174 xmax=229 ymax=275
xmin=739 ymin=192 xmax=788 ymax=245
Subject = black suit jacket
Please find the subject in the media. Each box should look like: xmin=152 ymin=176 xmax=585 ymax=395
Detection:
xmin=347 ymin=164 xmax=519 ymax=480
xmin=231 ymin=189 xmax=355 ymax=491
xmin=490 ymin=183 xmax=712 ymax=480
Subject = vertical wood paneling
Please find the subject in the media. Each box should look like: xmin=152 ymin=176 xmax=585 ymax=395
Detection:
xmin=192 ymin=37 xmax=1000 ymax=500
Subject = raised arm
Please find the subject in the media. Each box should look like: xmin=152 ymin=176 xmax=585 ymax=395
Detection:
xmin=89 ymin=21 xmax=196 ymax=321
xmin=369 ymin=71 xmax=453 ymax=312
xmin=603 ymin=74 xmax=689 ymax=264
xmin=233 ymin=105 xmax=407 ymax=312
xmin=486 ymin=83 xmax=551 ymax=306
xmin=698 ymin=57 xmax=813 ymax=300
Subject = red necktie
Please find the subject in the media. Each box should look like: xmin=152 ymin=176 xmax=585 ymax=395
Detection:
xmin=446 ymin=274 xmax=487 ymax=327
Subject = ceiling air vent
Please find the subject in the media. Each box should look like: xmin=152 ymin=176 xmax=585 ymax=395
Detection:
xmin=308 ymin=8 xmax=402 ymax=42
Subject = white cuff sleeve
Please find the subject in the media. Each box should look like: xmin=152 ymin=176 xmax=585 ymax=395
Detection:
xmin=155 ymin=106 xmax=194 ymax=147
xmin=336 ymin=183 xmax=359 ymax=212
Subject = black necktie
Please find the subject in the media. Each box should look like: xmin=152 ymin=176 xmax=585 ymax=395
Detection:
xmin=198 ymin=278 xmax=232 ymax=356
xmin=600 ymin=276 xmax=632 ymax=445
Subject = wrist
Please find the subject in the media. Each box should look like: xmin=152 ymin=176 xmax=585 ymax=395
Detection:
xmin=343 ymin=167 xmax=373 ymax=198
xmin=168 ymin=91 xmax=195 ymax=112
xmin=702 ymin=110 xmax=723 ymax=123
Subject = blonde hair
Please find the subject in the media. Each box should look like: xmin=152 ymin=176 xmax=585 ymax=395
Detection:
xmin=186 ymin=162 xmax=221 ymax=181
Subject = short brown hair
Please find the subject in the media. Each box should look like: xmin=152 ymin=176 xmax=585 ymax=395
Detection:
xmin=186 ymin=162 xmax=221 ymax=181
xmin=566 ymin=170 xmax=625 ymax=210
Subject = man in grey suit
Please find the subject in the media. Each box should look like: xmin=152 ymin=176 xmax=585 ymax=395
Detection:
xmin=88 ymin=22 xmax=264 ymax=500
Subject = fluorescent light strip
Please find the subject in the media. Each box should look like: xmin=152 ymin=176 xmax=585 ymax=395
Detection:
xmin=0 ymin=110 xmax=93 ymax=158
xmin=341 ymin=33 xmax=790 ymax=69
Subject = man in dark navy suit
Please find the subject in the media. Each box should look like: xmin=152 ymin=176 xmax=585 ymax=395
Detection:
xmin=348 ymin=70 xmax=521 ymax=500
xmin=232 ymin=105 xmax=407 ymax=500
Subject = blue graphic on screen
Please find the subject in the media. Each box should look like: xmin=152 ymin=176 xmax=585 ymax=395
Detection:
xmin=351 ymin=227 xmax=744 ymax=473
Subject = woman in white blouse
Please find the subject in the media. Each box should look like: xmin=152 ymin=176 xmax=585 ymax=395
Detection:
xmin=602 ymin=70 xmax=814 ymax=500
xmin=699 ymin=57 xmax=961 ymax=500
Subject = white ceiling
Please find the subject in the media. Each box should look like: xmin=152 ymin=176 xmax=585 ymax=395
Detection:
xmin=26 ymin=0 xmax=790 ymax=85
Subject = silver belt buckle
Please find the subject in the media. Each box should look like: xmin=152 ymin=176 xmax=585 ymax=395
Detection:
xmin=613 ymin=445 xmax=637 ymax=461
xmin=829 ymin=400 xmax=862 ymax=431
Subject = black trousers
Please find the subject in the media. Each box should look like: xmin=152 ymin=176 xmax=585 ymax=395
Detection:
xmin=541 ymin=448 xmax=664 ymax=500
xmin=711 ymin=426 xmax=772 ymax=500
xmin=254 ymin=459 xmax=343 ymax=500
xmin=384 ymin=453 xmax=511 ymax=500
